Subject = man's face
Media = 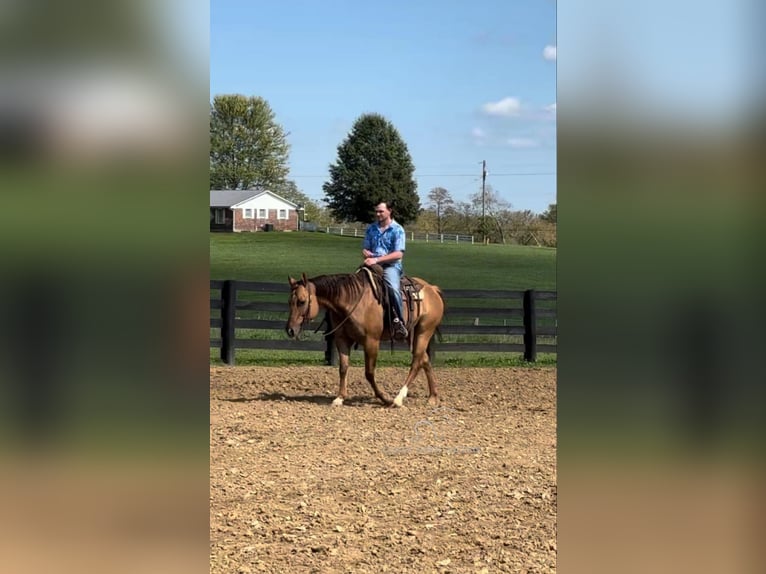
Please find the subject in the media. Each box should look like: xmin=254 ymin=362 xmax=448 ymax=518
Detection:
xmin=374 ymin=203 xmax=391 ymax=223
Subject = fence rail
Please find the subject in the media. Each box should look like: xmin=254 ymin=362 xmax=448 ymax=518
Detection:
xmin=210 ymin=280 xmax=556 ymax=365
xmin=322 ymin=227 xmax=475 ymax=244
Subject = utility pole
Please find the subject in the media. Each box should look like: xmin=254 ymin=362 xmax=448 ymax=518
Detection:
xmin=481 ymin=160 xmax=487 ymax=244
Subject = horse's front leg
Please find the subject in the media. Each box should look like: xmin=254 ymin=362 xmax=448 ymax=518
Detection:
xmin=332 ymin=338 xmax=351 ymax=407
xmin=363 ymin=339 xmax=393 ymax=406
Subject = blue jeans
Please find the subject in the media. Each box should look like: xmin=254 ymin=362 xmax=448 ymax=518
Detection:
xmin=382 ymin=265 xmax=404 ymax=321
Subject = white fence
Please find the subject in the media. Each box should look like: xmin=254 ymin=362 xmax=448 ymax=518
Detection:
xmin=323 ymin=227 xmax=474 ymax=244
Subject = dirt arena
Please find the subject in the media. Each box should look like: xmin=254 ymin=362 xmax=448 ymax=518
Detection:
xmin=210 ymin=366 xmax=556 ymax=573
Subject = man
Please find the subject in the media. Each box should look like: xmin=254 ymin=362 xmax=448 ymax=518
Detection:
xmin=362 ymin=201 xmax=408 ymax=339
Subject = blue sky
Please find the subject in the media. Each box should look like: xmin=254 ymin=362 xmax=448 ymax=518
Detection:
xmin=210 ymin=0 xmax=557 ymax=214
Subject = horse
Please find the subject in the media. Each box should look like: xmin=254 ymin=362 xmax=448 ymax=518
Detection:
xmin=285 ymin=267 xmax=445 ymax=407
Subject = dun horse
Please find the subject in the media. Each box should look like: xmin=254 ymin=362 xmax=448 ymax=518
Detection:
xmin=285 ymin=268 xmax=445 ymax=407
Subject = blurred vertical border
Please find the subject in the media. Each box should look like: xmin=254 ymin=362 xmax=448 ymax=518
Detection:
xmin=558 ymin=0 xmax=765 ymax=573
xmin=0 ymin=1 xmax=210 ymax=573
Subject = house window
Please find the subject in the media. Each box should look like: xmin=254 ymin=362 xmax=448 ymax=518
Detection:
xmin=278 ymin=209 xmax=287 ymax=220
xmin=258 ymin=209 xmax=267 ymax=219
xmin=214 ymin=209 xmax=225 ymax=224
xmin=244 ymin=208 xmax=253 ymax=219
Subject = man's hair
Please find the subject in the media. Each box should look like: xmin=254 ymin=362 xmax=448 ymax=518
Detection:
xmin=376 ymin=199 xmax=394 ymax=213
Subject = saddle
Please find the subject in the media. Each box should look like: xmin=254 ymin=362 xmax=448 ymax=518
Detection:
xmin=356 ymin=264 xmax=424 ymax=336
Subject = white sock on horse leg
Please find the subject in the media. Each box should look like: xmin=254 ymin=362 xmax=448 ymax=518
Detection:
xmin=332 ymin=397 xmax=344 ymax=407
xmin=393 ymin=386 xmax=408 ymax=407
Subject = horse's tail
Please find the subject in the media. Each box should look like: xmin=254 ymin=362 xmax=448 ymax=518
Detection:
xmin=434 ymin=285 xmax=446 ymax=313
xmin=432 ymin=285 xmax=446 ymax=342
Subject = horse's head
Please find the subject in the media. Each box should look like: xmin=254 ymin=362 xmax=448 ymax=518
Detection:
xmin=286 ymin=273 xmax=318 ymax=339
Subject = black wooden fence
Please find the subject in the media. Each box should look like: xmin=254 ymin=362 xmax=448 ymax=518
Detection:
xmin=210 ymin=280 xmax=556 ymax=365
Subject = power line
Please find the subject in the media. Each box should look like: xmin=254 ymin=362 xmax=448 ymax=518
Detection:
xmin=417 ymin=172 xmax=555 ymax=177
xmin=290 ymin=171 xmax=555 ymax=178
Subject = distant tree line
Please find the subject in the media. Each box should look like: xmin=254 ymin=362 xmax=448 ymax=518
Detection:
xmin=416 ymin=187 xmax=556 ymax=247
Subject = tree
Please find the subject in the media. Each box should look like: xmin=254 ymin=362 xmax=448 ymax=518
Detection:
xmin=540 ymin=203 xmax=557 ymax=223
xmin=427 ymin=187 xmax=454 ymax=234
xmin=271 ymin=180 xmax=322 ymax=223
xmin=507 ymin=210 xmax=540 ymax=245
xmin=210 ymin=94 xmax=290 ymax=190
xmin=470 ymin=185 xmax=512 ymax=243
xmin=449 ymin=201 xmax=476 ymax=234
xmin=323 ymin=113 xmax=419 ymax=224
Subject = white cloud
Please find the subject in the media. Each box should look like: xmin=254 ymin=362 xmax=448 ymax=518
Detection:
xmin=507 ymin=137 xmax=539 ymax=148
xmin=471 ymin=127 xmax=486 ymax=138
xmin=545 ymin=102 xmax=557 ymax=114
xmin=481 ymin=97 xmax=521 ymax=117
xmin=543 ymin=45 xmax=557 ymax=61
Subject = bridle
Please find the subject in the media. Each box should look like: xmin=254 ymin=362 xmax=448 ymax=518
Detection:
xmin=298 ymin=272 xmax=312 ymax=329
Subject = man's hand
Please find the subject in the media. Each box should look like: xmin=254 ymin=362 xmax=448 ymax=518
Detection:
xmin=362 ymin=249 xmax=374 ymax=258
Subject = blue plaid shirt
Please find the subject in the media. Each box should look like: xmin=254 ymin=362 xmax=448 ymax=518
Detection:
xmin=363 ymin=220 xmax=406 ymax=272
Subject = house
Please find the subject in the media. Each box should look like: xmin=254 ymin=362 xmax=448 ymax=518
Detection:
xmin=210 ymin=189 xmax=300 ymax=232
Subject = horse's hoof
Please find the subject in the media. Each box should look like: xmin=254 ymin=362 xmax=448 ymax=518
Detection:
xmin=393 ymin=386 xmax=408 ymax=407
xmin=427 ymin=396 xmax=440 ymax=407
xmin=331 ymin=397 xmax=344 ymax=407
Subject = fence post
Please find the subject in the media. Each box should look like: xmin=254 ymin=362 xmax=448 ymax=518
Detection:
xmin=221 ymin=280 xmax=237 ymax=365
xmin=523 ymin=289 xmax=537 ymax=362
xmin=323 ymin=312 xmax=338 ymax=366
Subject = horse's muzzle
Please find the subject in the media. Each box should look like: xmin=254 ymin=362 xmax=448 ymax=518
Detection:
xmin=286 ymin=326 xmax=296 ymax=339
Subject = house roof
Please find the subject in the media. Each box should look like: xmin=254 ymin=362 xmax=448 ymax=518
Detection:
xmin=210 ymin=189 xmax=298 ymax=208
xmin=210 ymin=189 xmax=262 ymax=207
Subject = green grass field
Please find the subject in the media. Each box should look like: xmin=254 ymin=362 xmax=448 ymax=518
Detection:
xmin=211 ymin=231 xmax=556 ymax=290
xmin=210 ymin=231 xmax=556 ymax=367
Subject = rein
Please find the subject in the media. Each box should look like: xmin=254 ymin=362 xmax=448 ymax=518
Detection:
xmin=299 ymin=271 xmax=367 ymax=338
xmin=313 ymin=284 xmax=366 ymax=337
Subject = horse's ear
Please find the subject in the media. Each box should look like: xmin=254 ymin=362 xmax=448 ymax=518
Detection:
xmin=301 ymin=272 xmax=308 ymax=285
xmin=288 ymin=276 xmax=296 ymax=287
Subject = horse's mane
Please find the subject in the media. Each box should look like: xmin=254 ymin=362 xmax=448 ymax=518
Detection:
xmin=308 ymin=273 xmax=367 ymax=304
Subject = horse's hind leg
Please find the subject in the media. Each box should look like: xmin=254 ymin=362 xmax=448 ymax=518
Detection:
xmin=393 ymin=327 xmax=436 ymax=407
xmin=363 ymin=340 xmax=393 ymax=406
xmin=422 ymin=339 xmax=440 ymax=406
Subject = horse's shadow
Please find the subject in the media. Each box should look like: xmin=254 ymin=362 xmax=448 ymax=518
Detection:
xmin=221 ymin=392 xmax=380 ymax=407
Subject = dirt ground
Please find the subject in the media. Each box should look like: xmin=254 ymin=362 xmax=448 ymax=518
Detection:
xmin=210 ymin=366 xmax=556 ymax=574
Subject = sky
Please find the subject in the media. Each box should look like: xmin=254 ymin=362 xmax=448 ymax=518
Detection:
xmin=210 ymin=0 xmax=557 ymax=214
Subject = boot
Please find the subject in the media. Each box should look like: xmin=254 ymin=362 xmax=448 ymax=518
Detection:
xmin=392 ymin=316 xmax=408 ymax=340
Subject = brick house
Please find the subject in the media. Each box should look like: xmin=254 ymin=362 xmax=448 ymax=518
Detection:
xmin=210 ymin=189 xmax=299 ymax=232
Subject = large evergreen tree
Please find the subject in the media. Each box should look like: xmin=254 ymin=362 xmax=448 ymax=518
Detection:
xmin=209 ymin=94 xmax=290 ymax=190
xmin=322 ymin=113 xmax=419 ymax=224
